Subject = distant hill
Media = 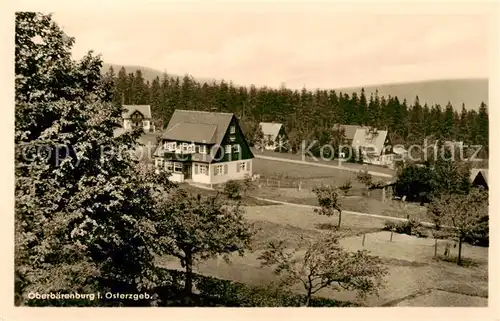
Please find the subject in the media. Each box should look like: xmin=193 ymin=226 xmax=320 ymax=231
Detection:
xmin=336 ymin=78 xmax=488 ymax=111
xmin=102 ymin=63 xmax=217 ymax=84
xmin=102 ymin=63 xmax=488 ymax=111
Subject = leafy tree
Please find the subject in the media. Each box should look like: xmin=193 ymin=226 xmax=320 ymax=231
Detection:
xmin=258 ymin=233 xmax=388 ymax=306
xmin=15 ymin=12 xmax=170 ymax=305
xmin=312 ymin=185 xmax=343 ymax=227
xmin=156 ymin=189 xmax=254 ymax=296
xmin=428 ymin=188 xmax=489 ymax=265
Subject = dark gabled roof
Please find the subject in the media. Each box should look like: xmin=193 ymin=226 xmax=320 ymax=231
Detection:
xmin=470 ymin=168 xmax=489 ymax=186
xmin=162 ymin=122 xmax=217 ymax=144
xmin=162 ymin=110 xmax=234 ymax=145
xmin=122 ymin=105 xmax=152 ymax=119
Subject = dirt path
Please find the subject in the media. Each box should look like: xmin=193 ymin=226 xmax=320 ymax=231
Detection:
xmin=251 ymin=197 xmax=440 ymax=227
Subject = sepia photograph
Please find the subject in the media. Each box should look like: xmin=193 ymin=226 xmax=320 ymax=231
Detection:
xmin=8 ymin=0 xmax=497 ymax=314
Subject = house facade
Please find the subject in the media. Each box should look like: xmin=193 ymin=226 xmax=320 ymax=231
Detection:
xmin=122 ymin=105 xmax=155 ymax=132
xmin=153 ymin=110 xmax=254 ymax=184
xmin=259 ymin=122 xmax=288 ymax=151
xmin=351 ymin=127 xmax=394 ymax=167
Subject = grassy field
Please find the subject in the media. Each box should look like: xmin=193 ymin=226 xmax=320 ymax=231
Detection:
xmin=252 ymin=157 xmax=391 ymax=195
xmin=251 ymin=148 xmax=396 ymax=176
xmin=157 ymin=204 xmax=488 ymax=307
xmin=251 ymin=186 xmax=430 ymax=221
xmin=179 ymin=184 xmax=276 ymax=207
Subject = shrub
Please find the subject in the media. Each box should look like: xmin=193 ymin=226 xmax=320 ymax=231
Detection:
xmin=223 ymin=180 xmax=242 ymax=200
xmin=383 ymin=218 xmax=427 ymax=238
xmin=339 ymin=180 xmax=352 ymax=195
xmin=154 ymin=268 xmax=357 ymax=307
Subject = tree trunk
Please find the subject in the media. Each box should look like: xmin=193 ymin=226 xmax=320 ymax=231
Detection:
xmin=185 ymin=253 xmax=194 ymax=296
xmin=305 ymin=287 xmax=312 ymax=307
xmin=337 ymin=209 xmax=342 ymax=228
xmin=457 ymin=238 xmax=463 ymax=265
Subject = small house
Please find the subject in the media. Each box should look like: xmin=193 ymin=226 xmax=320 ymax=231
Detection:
xmin=259 ymin=122 xmax=288 ymax=152
xmin=122 ymin=105 xmax=155 ymax=132
xmin=352 ymin=127 xmax=394 ymax=167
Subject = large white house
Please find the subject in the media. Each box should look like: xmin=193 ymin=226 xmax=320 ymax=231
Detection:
xmin=153 ymin=110 xmax=254 ymax=184
xmin=122 ymin=105 xmax=155 ymax=132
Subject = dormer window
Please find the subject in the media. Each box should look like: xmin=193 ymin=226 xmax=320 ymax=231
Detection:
xmin=230 ymin=126 xmax=236 ymax=134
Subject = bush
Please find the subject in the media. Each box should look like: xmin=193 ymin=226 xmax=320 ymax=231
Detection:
xmin=154 ymin=268 xmax=358 ymax=307
xmin=223 ymin=180 xmax=242 ymax=200
xmin=383 ymin=218 xmax=427 ymax=238
xmin=339 ymin=180 xmax=352 ymax=195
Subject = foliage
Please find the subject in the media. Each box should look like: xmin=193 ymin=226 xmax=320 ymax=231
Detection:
xmin=242 ymin=174 xmax=256 ymax=196
xmin=427 ymin=187 xmax=489 ymax=264
xmin=258 ymin=233 xmax=388 ymax=306
xmin=106 ymin=65 xmax=489 ymax=161
xmin=338 ymin=179 xmax=352 ymax=195
xmin=394 ymin=150 xmax=472 ymax=204
xmin=223 ymin=179 xmax=242 ymax=200
xmin=155 ymin=268 xmax=357 ymax=307
xmin=356 ymin=169 xmax=373 ymax=187
xmin=312 ymin=185 xmax=343 ymax=227
xmin=356 ymin=169 xmax=373 ymax=195
xmin=155 ymin=189 xmax=254 ymax=295
xmin=383 ymin=219 xmax=428 ymax=238
xmin=15 ymin=12 xmax=171 ymax=305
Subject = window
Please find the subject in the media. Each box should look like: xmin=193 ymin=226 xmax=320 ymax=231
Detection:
xmin=165 ymin=161 xmax=173 ymax=171
xmin=182 ymin=143 xmax=189 ymax=153
xmin=214 ymin=165 xmax=223 ymax=175
xmin=230 ymin=126 xmax=236 ymax=134
xmin=199 ymin=164 xmax=208 ymax=175
xmin=165 ymin=142 xmax=176 ymax=152
xmin=187 ymin=144 xmax=195 ymax=153
xmin=225 ymin=145 xmax=232 ymax=154
xmin=229 ymin=136 xmax=236 ymax=142
xmin=233 ymin=144 xmax=240 ymax=153
xmin=174 ymin=162 xmax=183 ymax=173
xmin=239 ymin=162 xmax=246 ymax=171
xmin=155 ymin=158 xmax=164 ymax=168
xmin=199 ymin=145 xmax=207 ymax=154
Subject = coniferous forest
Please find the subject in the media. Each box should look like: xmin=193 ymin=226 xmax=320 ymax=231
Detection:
xmin=104 ymin=67 xmax=489 ymax=158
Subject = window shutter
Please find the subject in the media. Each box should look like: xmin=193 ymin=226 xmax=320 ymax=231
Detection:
xmin=247 ymin=161 xmax=251 ymax=171
xmin=213 ymin=166 xmax=217 ymax=176
xmin=224 ymin=164 xmax=228 ymax=174
xmin=194 ymin=164 xmax=199 ymax=174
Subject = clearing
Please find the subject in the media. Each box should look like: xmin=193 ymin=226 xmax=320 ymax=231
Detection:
xmin=157 ymin=204 xmax=488 ymax=307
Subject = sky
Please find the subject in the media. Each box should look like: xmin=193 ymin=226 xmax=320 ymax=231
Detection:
xmin=51 ymin=2 xmax=492 ymax=89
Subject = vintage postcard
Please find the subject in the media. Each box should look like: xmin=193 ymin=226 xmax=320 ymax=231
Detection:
xmin=3 ymin=0 xmax=499 ymax=320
